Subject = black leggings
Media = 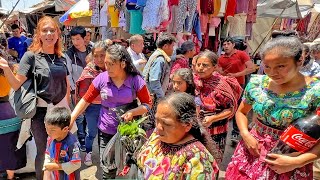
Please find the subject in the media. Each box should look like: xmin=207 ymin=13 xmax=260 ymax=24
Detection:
xmin=31 ymin=107 xmax=48 ymax=180
xmin=98 ymin=130 xmax=117 ymax=180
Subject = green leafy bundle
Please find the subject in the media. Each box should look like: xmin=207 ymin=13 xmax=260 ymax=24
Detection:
xmin=117 ymin=116 xmax=147 ymax=138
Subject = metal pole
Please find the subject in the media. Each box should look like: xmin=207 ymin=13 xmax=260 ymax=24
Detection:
xmin=0 ymin=0 xmax=22 ymax=30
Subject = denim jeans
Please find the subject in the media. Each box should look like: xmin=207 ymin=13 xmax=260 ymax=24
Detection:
xmin=75 ymin=114 xmax=86 ymax=145
xmin=71 ymin=93 xmax=86 ymax=145
xmin=84 ymin=104 xmax=101 ymax=153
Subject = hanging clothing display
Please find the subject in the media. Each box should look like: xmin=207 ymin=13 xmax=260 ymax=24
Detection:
xmin=176 ymin=0 xmax=198 ymax=33
xmin=236 ymin=0 xmax=249 ymax=14
xmin=158 ymin=0 xmax=170 ymax=30
xmin=129 ymin=10 xmax=146 ymax=34
xmin=193 ymin=11 xmax=203 ymax=44
xmin=307 ymin=14 xmax=320 ymax=41
xmin=141 ymin=0 xmax=162 ymax=31
xmin=119 ymin=10 xmax=127 ymax=29
xmin=136 ymin=0 xmax=148 ymax=8
xmin=200 ymin=14 xmax=209 ymax=33
xmin=125 ymin=9 xmax=131 ymax=32
xmin=247 ymin=0 xmax=257 ymax=23
xmin=91 ymin=0 xmax=100 ymax=26
xmin=167 ymin=5 xmax=179 ymax=33
xmin=225 ymin=0 xmax=236 ymax=20
xmin=108 ymin=5 xmax=120 ymax=28
xmin=200 ymin=0 xmax=214 ymax=14
xmin=296 ymin=13 xmax=311 ymax=34
xmin=213 ymin=0 xmax=221 ymax=16
xmin=100 ymin=2 xmax=109 ymax=27
xmin=227 ymin=14 xmax=247 ymax=37
xmin=218 ymin=0 xmax=227 ymax=17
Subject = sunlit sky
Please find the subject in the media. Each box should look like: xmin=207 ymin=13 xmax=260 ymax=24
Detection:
xmin=1 ymin=0 xmax=43 ymax=11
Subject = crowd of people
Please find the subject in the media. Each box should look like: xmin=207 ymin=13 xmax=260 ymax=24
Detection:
xmin=0 ymin=15 xmax=320 ymax=180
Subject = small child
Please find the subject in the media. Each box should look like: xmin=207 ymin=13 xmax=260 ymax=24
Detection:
xmin=171 ymin=68 xmax=195 ymax=95
xmin=43 ymin=107 xmax=81 ymax=180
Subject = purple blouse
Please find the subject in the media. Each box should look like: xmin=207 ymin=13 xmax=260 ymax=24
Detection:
xmin=92 ymin=72 xmax=146 ymax=135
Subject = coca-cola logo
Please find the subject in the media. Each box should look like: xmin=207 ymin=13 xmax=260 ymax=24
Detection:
xmin=291 ymin=134 xmax=316 ymax=148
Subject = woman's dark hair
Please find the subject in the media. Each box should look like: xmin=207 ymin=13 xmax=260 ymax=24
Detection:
xmin=302 ymin=44 xmax=311 ymax=66
xmin=158 ymin=92 xmax=219 ymax=158
xmin=45 ymin=107 xmax=71 ymax=129
xmin=260 ymin=37 xmax=302 ymax=62
xmin=271 ymin=30 xmax=298 ymax=39
xmin=196 ymin=50 xmax=219 ymax=66
xmin=176 ymin=41 xmax=195 ymax=55
xmin=172 ymin=68 xmax=195 ymax=95
xmin=106 ymin=44 xmax=140 ymax=76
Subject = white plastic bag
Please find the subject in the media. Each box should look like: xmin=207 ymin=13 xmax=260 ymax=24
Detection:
xmin=15 ymin=138 xmax=36 ymax=173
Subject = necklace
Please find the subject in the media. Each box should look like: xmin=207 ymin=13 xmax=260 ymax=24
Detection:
xmin=47 ymin=54 xmax=56 ymax=64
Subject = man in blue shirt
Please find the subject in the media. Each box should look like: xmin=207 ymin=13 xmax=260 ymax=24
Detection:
xmin=8 ymin=24 xmax=27 ymax=61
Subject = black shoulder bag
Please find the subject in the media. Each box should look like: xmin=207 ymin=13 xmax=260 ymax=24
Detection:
xmin=9 ymin=54 xmax=38 ymax=119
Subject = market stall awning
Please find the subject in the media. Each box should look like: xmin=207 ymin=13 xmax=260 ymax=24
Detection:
xmin=257 ymin=0 xmax=314 ymax=19
xmin=19 ymin=0 xmax=55 ymax=14
xmin=59 ymin=0 xmax=91 ymax=24
xmin=0 ymin=8 xmax=9 ymax=16
xmin=55 ymin=0 xmax=78 ymax=12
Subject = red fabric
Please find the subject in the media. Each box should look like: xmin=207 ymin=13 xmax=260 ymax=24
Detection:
xmin=194 ymin=73 xmax=243 ymax=120
xmin=218 ymin=50 xmax=250 ymax=85
xmin=76 ymin=62 xmax=103 ymax=104
xmin=169 ymin=0 xmax=179 ymax=6
xmin=78 ymin=79 xmax=101 ymax=104
xmin=137 ymin=85 xmax=152 ymax=106
xmin=247 ymin=0 xmax=258 ymax=23
xmin=83 ymin=84 xmax=100 ymax=103
xmin=83 ymin=83 xmax=152 ymax=106
xmin=225 ymin=0 xmax=236 ymax=20
xmin=170 ymin=57 xmax=189 ymax=75
xmin=54 ymin=142 xmax=62 ymax=180
xmin=200 ymin=0 xmax=213 ymax=14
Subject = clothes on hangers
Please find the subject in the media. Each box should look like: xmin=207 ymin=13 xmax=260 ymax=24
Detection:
xmin=108 ymin=5 xmax=120 ymax=28
xmin=141 ymin=0 xmax=162 ymax=31
xmin=100 ymin=2 xmax=109 ymax=27
xmin=91 ymin=0 xmax=100 ymax=26
xmin=236 ymin=0 xmax=249 ymax=14
xmin=227 ymin=14 xmax=247 ymax=37
xmin=225 ymin=0 xmax=236 ymax=20
xmin=247 ymin=0 xmax=257 ymax=23
xmin=129 ymin=10 xmax=146 ymax=34
xmin=176 ymin=0 xmax=198 ymax=33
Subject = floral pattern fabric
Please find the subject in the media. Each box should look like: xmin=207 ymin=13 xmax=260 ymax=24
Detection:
xmin=137 ymin=132 xmax=218 ymax=179
xmin=226 ymin=75 xmax=320 ymax=180
xmin=243 ymin=75 xmax=320 ymax=130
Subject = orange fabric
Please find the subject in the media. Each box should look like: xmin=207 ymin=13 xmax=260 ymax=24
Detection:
xmin=0 ymin=76 xmax=11 ymax=97
xmin=213 ymin=0 xmax=221 ymax=16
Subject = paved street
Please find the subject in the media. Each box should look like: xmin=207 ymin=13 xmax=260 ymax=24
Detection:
xmin=13 ymin=123 xmax=237 ymax=180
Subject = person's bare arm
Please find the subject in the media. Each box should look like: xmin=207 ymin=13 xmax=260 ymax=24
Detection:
xmin=0 ymin=57 xmax=27 ymax=90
